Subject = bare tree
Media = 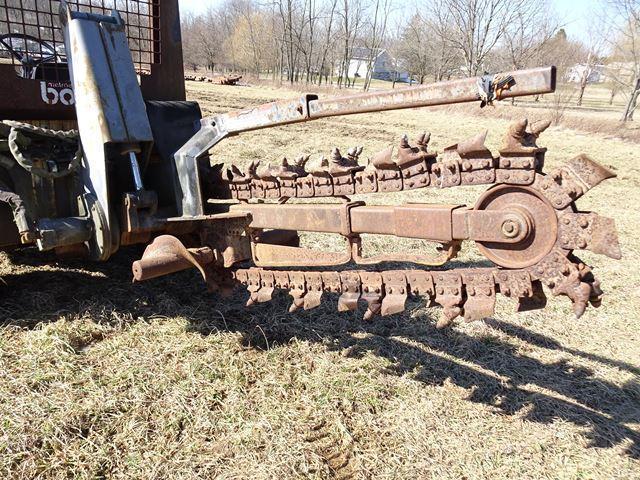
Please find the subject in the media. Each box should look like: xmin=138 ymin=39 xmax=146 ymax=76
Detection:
xmin=362 ymin=0 xmax=392 ymax=90
xmin=399 ymin=11 xmax=460 ymax=83
xmin=315 ymin=0 xmax=339 ymax=85
xmin=503 ymin=1 xmax=558 ymax=71
xmin=430 ymin=0 xmax=528 ymax=76
xmin=605 ymin=0 xmax=640 ymax=121
xmin=180 ymin=13 xmax=203 ymax=72
xmin=336 ymin=0 xmax=366 ymax=88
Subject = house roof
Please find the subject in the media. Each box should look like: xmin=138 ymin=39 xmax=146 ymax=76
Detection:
xmin=351 ymin=47 xmax=385 ymax=60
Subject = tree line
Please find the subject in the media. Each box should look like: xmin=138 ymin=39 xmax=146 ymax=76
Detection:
xmin=178 ymin=0 xmax=638 ymax=120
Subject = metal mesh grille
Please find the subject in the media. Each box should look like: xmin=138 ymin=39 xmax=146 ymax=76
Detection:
xmin=0 ymin=0 xmax=160 ymax=81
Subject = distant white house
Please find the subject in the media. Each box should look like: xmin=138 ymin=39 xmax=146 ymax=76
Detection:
xmin=566 ymin=64 xmax=606 ymax=83
xmin=340 ymin=47 xmax=411 ymax=82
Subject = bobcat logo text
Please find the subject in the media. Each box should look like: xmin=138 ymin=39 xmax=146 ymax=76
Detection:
xmin=40 ymin=81 xmax=75 ymax=106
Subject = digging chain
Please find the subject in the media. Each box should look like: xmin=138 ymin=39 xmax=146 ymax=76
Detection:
xmin=126 ymin=118 xmax=620 ymax=326
xmin=226 ymin=120 xmax=552 ymax=201
xmin=233 ymin=248 xmax=603 ymax=328
xmin=225 ymin=119 xmax=620 ymax=326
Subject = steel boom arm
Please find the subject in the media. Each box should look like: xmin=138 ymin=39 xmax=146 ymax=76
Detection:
xmin=173 ymin=66 xmax=556 ymax=217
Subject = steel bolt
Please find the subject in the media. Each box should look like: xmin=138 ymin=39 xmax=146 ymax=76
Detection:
xmin=501 ymin=219 xmax=520 ymax=238
xmin=579 ymin=217 xmax=589 ymax=228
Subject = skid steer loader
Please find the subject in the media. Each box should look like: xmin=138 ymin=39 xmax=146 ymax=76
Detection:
xmin=0 ymin=1 xmax=621 ymax=327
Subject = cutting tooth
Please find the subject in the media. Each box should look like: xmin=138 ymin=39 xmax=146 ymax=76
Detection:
xmin=287 ymin=272 xmax=306 ymax=313
xmin=256 ymin=287 xmax=273 ymax=303
xmin=436 ymin=309 xmax=460 ymax=329
xmin=246 ymin=159 xmax=260 ymax=179
xmin=558 ymin=212 xmax=621 ymax=259
xmin=563 ymin=155 xmax=616 ymax=192
xmin=370 ymin=146 xmax=395 ymax=169
xmin=360 ymin=272 xmax=383 ymax=320
xmin=228 ymin=164 xmax=245 ymax=181
xmin=294 ymin=154 xmax=310 ymax=172
xmin=516 ymin=280 xmax=547 ymax=311
xmin=338 ymin=293 xmax=359 ymax=312
xmin=256 ymin=161 xmax=273 ymax=179
xmin=256 ymin=271 xmax=275 ymax=302
xmin=347 ymin=146 xmax=363 ymax=161
xmin=338 ymin=272 xmax=360 ymax=312
xmin=380 ymin=271 xmax=408 ymax=316
xmin=461 ymin=272 xmax=496 ymax=322
xmin=567 ymin=282 xmax=592 ymax=318
xmin=511 ymin=118 xmax=528 ymax=139
xmin=530 ymin=119 xmax=551 ymax=136
xmin=331 ymin=147 xmax=342 ymax=162
xmin=433 ymin=273 xmax=463 ymax=327
xmin=456 ymin=130 xmax=488 ymax=156
xmin=574 ymin=260 xmax=604 ymax=307
xmin=363 ymin=301 xmax=382 ymax=321
xmin=288 ymin=298 xmax=304 ymax=313
xmin=539 ymin=156 xmax=616 ymax=208
xmin=536 ymin=253 xmax=593 ymax=318
xmin=416 ymin=131 xmax=431 ymax=148
xmin=380 ymin=294 xmax=406 ymax=315
xmin=303 ymin=272 xmax=323 ymax=310
xmin=303 ymin=291 xmax=322 ymax=310
xmin=246 ymin=288 xmax=261 ymax=306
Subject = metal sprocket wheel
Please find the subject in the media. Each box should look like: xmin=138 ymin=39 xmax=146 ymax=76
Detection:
xmin=474 ymin=184 xmax=558 ymax=269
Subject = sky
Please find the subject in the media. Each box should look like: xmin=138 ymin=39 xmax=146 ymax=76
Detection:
xmin=178 ymin=0 xmax=601 ymax=44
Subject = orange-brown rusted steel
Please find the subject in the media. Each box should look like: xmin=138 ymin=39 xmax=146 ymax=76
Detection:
xmin=132 ymin=235 xmax=214 ymax=282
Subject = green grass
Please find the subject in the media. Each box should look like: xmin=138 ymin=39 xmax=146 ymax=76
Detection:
xmin=0 ymin=81 xmax=639 ymax=479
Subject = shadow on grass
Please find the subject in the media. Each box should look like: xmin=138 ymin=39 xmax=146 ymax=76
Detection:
xmin=1 ymin=247 xmax=639 ymax=458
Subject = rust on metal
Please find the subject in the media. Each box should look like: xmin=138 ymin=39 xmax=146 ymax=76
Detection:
xmin=307 ymin=67 xmax=556 ymax=118
xmin=132 ymin=235 xmax=213 ymax=282
xmin=129 ymin=68 xmax=619 ymax=327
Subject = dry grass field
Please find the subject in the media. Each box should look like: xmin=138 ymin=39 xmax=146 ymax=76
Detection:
xmin=1 ymin=80 xmax=639 ymax=479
